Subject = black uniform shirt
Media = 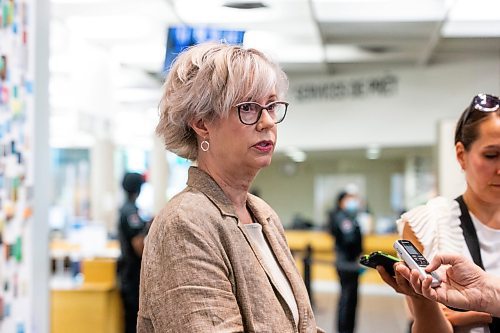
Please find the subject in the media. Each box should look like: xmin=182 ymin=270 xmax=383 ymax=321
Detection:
xmin=328 ymin=209 xmax=363 ymax=269
xmin=118 ymin=200 xmax=147 ymax=293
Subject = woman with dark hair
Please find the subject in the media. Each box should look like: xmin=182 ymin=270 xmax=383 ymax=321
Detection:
xmin=328 ymin=191 xmax=363 ymax=333
xmin=378 ymin=93 xmax=500 ymax=333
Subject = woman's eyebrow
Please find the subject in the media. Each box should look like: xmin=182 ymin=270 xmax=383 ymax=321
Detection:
xmin=482 ymin=144 xmax=500 ymax=149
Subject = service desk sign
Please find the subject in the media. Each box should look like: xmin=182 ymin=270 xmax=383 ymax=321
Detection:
xmin=292 ymin=74 xmax=398 ymax=102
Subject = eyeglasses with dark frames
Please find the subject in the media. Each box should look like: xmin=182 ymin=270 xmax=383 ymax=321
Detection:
xmin=234 ymin=101 xmax=289 ymax=125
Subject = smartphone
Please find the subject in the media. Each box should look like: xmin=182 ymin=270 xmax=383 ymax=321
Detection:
xmin=393 ymin=239 xmax=441 ymax=287
xmin=359 ymin=251 xmax=401 ymax=276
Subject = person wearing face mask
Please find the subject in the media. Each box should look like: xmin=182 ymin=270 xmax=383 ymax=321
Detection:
xmin=327 ymin=190 xmax=364 ymax=333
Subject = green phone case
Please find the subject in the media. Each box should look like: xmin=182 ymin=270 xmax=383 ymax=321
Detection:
xmin=359 ymin=251 xmax=400 ymax=276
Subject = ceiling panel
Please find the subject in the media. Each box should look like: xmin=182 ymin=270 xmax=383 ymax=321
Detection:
xmin=320 ymin=22 xmax=440 ymax=40
xmin=311 ymin=0 xmax=447 ymax=22
xmin=48 ymin=0 xmax=500 ymax=149
xmin=50 ymin=0 xmax=500 ymax=75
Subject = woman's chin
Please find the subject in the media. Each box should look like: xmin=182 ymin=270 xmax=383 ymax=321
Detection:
xmin=254 ymin=157 xmax=273 ymax=170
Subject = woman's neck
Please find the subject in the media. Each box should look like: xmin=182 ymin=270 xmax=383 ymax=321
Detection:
xmin=198 ymin=163 xmax=256 ymax=224
xmin=197 ymin=160 xmax=254 ymax=210
xmin=463 ymin=191 xmax=500 ymax=229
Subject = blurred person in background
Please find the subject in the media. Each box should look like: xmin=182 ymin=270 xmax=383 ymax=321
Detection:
xmin=118 ymin=172 xmax=149 ymax=333
xmin=377 ymin=93 xmax=500 ymax=333
xmin=327 ymin=190 xmax=363 ymax=333
xmin=138 ymin=42 xmax=323 ymax=332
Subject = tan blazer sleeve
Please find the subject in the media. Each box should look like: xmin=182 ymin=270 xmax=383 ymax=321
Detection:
xmin=138 ymin=211 xmax=244 ymax=333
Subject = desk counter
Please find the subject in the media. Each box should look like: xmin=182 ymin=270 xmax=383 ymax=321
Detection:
xmin=51 ymin=258 xmax=123 ymax=333
xmin=285 ymin=230 xmax=399 ymax=283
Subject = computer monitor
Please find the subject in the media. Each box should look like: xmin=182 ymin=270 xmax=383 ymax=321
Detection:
xmin=163 ymin=25 xmax=245 ymax=75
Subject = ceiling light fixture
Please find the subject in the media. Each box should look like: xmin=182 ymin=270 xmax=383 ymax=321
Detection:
xmin=223 ymin=1 xmax=267 ymax=9
xmin=366 ymin=144 xmax=381 ymax=160
xmin=284 ymin=147 xmax=307 ymax=163
xmin=359 ymin=46 xmax=394 ymax=54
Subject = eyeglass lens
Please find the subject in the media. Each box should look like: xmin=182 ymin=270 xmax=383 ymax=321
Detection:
xmin=237 ymin=102 xmax=287 ymax=125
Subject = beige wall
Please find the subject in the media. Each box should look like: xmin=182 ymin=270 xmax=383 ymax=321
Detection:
xmin=248 ymin=57 xmax=499 ymax=231
xmin=252 ymin=153 xmax=422 ymax=229
xmin=280 ymin=56 xmax=500 ymax=152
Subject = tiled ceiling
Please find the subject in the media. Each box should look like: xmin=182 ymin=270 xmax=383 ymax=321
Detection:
xmin=49 ymin=0 xmax=500 ymax=148
xmin=51 ymin=0 xmax=500 ymax=76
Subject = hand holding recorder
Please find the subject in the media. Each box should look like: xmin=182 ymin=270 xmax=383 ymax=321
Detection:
xmin=359 ymin=240 xmax=441 ymax=286
xmin=409 ymin=253 xmax=500 ymax=317
xmin=393 ymin=239 xmax=441 ymax=288
xmin=363 ymin=239 xmax=442 ymax=300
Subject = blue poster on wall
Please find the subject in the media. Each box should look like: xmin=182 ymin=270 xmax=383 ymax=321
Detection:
xmin=163 ymin=25 xmax=245 ymax=75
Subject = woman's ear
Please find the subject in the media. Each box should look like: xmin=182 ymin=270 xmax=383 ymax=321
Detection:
xmin=190 ymin=118 xmax=209 ymax=139
xmin=455 ymin=142 xmax=466 ymax=171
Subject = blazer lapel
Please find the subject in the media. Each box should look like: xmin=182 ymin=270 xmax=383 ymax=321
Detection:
xmin=260 ymin=220 xmax=309 ymax=327
xmin=236 ymin=221 xmax=275 ymax=280
xmin=247 ymin=198 xmax=310 ymax=331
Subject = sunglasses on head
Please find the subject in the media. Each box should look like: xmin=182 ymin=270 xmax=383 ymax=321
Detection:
xmin=471 ymin=93 xmax=500 ymax=112
xmin=463 ymin=93 xmax=500 ymax=124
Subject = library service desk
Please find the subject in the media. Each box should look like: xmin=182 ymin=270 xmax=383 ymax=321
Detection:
xmin=50 ymin=240 xmax=123 ymax=333
xmin=285 ymin=230 xmax=399 ymax=283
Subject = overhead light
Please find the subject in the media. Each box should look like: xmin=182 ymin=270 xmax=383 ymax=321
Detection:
xmin=359 ymin=45 xmax=395 ymax=54
xmin=366 ymin=144 xmax=381 ymax=160
xmin=223 ymin=1 xmax=267 ymax=9
xmin=284 ymin=147 xmax=307 ymax=163
xmin=173 ymin=0 xmax=276 ymax=24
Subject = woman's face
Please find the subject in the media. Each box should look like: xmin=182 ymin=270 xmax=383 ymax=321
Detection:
xmin=457 ymin=115 xmax=500 ymax=204
xmin=204 ymin=89 xmax=280 ymax=177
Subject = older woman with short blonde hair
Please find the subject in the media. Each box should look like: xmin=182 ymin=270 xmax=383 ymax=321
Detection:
xmin=156 ymin=42 xmax=288 ymax=160
xmin=138 ymin=42 xmax=323 ymax=333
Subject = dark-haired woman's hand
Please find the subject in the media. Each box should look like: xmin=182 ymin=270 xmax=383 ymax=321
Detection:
xmin=377 ymin=262 xmax=425 ymax=299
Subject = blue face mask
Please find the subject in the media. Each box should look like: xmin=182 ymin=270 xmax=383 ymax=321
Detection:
xmin=344 ymin=199 xmax=359 ymax=214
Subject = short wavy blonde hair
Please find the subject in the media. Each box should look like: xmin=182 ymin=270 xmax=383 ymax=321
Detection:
xmin=156 ymin=42 xmax=289 ymax=160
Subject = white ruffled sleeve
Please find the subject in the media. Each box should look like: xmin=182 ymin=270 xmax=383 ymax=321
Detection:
xmin=395 ymin=196 xmax=464 ymax=260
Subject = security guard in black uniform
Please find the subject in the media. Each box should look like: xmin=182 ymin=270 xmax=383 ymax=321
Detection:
xmin=328 ymin=191 xmax=363 ymax=333
xmin=118 ymin=172 xmax=149 ymax=333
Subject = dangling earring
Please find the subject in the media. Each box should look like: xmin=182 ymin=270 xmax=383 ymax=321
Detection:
xmin=200 ymin=140 xmax=210 ymax=152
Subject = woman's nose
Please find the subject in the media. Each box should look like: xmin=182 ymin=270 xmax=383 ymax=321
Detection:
xmin=256 ymin=109 xmax=275 ymax=130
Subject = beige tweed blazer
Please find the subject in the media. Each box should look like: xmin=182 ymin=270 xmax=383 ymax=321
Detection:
xmin=138 ymin=167 xmax=323 ymax=333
